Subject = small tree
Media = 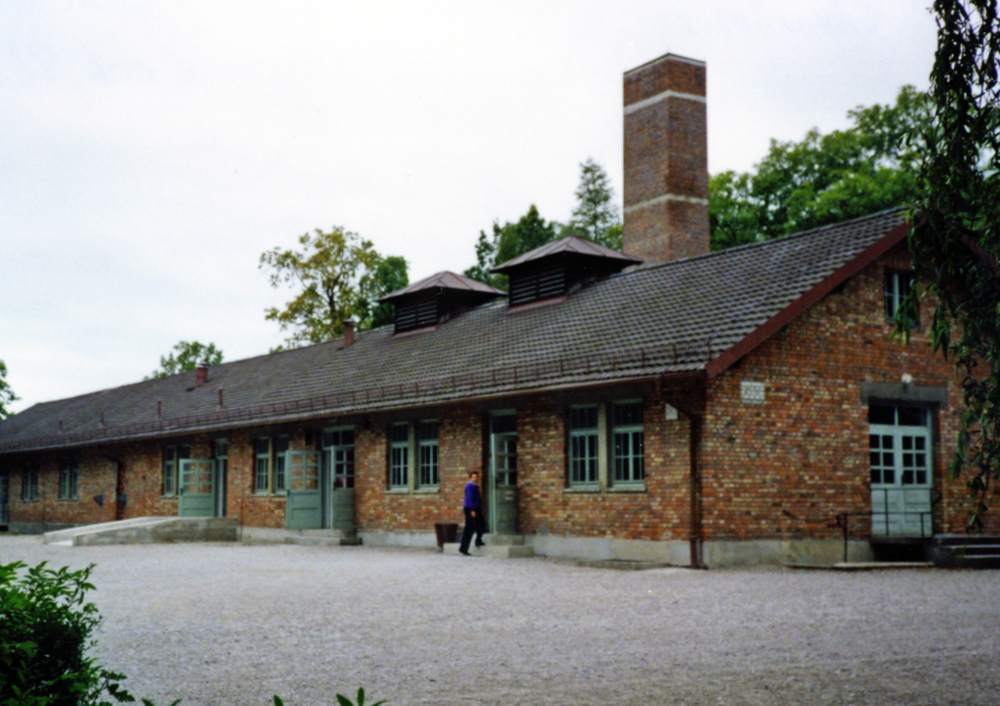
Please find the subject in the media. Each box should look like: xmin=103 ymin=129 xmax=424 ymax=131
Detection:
xmin=147 ymin=341 xmax=224 ymax=380
xmin=261 ymin=227 xmax=408 ymax=348
xmin=902 ymin=0 xmax=1000 ymax=531
xmin=0 ymin=358 xmax=18 ymax=419
xmin=564 ymin=158 xmax=622 ymax=250
xmin=0 ymin=561 xmax=134 ymax=706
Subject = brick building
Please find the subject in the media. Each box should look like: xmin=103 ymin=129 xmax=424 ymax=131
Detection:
xmin=1 ymin=53 xmax=994 ymax=566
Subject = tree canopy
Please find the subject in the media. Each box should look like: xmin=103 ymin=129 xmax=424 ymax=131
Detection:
xmin=0 ymin=359 xmax=18 ymax=419
xmin=710 ymin=85 xmax=932 ymax=250
xmin=562 ymin=158 xmax=623 ymax=250
xmin=260 ymin=227 xmax=408 ymax=348
xmin=464 ymin=205 xmax=557 ymax=290
xmin=148 ymin=341 xmax=224 ymax=379
xmin=901 ymin=0 xmax=1000 ymax=531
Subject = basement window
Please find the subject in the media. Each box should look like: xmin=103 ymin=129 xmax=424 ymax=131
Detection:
xmin=58 ymin=458 xmax=79 ymax=500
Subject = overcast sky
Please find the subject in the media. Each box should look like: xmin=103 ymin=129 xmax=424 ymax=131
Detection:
xmin=1 ymin=1 xmax=939 ymax=414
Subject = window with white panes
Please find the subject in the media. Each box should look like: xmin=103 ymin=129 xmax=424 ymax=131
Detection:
xmin=884 ymin=270 xmax=917 ymax=324
xmin=568 ymin=405 xmax=599 ymax=486
xmin=21 ymin=463 xmax=39 ymax=501
xmin=389 ymin=423 xmax=409 ymax=489
xmin=254 ymin=436 xmax=289 ymax=494
xmin=612 ymin=401 xmax=644 ymax=484
xmin=59 ymin=458 xmax=78 ymax=500
xmin=162 ymin=444 xmax=189 ymax=496
xmin=417 ymin=420 xmax=439 ymax=488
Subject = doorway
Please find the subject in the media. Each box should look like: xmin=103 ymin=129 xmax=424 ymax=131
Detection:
xmin=487 ymin=412 xmax=518 ymax=534
xmin=178 ymin=459 xmax=217 ymax=517
xmin=869 ymin=404 xmax=933 ymax=536
xmin=323 ymin=427 xmax=355 ymax=533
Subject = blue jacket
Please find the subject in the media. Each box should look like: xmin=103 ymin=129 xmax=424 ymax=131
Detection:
xmin=464 ymin=480 xmax=483 ymax=511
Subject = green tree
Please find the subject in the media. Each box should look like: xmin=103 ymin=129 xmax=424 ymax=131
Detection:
xmin=710 ymin=85 xmax=932 ymax=249
xmin=901 ymin=0 xmax=1000 ymax=531
xmin=357 ymin=254 xmax=409 ymax=330
xmin=0 ymin=359 xmax=17 ymax=419
xmin=147 ymin=341 xmax=224 ymax=380
xmin=261 ymin=227 xmax=408 ymax=347
xmin=464 ymin=204 xmax=557 ymax=290
xmin=563 ymin=158 xmax=623 ymax=249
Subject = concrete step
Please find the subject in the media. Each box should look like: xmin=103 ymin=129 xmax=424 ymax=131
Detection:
xmin=832 ymin=562 xmax=934 ymax=571
xmin=443 ymin=535 xmax=534 ymax=558
xmin=43 ymin=517 xmax=238 ymax=546
xmin=575 ymin=559 xmax=673 ymax=571
xmin=240 ymin=527 xmax=361 ymax=546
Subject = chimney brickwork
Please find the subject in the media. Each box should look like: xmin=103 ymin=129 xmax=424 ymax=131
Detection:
xmin=623 ymin=53 xmax=709 ymax=264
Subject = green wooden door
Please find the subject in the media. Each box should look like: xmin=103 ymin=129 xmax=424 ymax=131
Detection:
xmin=869 ymin=404 xmax=933 ymax=536
xmin=324 ymin=427 xmax=355 ymax=533
xmin=178 ymin=459 xmax=216 ymax=517
xmin=286 ymin=450 xmax=322 ymax=529
xmin=488 ymin=413 xmax=518 ymax=534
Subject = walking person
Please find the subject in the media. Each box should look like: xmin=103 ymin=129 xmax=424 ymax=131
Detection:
xmin=459 ymin=470 xmax=486 ymax=555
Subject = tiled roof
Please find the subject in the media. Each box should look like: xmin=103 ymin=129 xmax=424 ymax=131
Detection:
xmin=377 ymin=271 xmax=506 ymax=302
xmin=491 ymin=236 xmax=641 ymax=272
xmin=0 ymin=209 xmax=908 ymax=453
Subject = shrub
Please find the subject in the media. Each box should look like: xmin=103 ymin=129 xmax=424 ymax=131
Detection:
xmin=0 ymin=561 xmax=133 ymax=706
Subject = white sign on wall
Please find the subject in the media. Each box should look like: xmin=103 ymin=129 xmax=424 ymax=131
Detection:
xmin=741 ymin=381 xmax=766 ymax=404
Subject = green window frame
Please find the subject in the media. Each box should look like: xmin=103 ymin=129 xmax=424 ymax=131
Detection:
xmin=21 ymin=463 xmax=39 ymax=502
xmin=568 ymin=405 xmax=599 ymax=486
xmin=324 ymin=427 xmax=356 ymax=489
xmin=885 ymin=270 xmax=917 ymax=324
xmin=254 ymin=436 xmax=289 ymax=494
xmin=611 ymin=401 xmax=644 ymax=484
xmin=389 ymin=423 xmax=409 ymax=489
xmin=162 ymin=444 xmax=189 ymax=497
xmin=417 ymin=420 xmax=439 ymax=488
xmin=58 ymin=458 xmax=79 ymax=500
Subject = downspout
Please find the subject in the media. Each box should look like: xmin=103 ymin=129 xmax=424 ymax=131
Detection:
xmin=689 ymin=413 xmax=704 ymax=569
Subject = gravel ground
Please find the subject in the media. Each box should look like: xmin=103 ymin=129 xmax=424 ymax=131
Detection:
xmin=2 ymin=536 xmax=999 ymax=706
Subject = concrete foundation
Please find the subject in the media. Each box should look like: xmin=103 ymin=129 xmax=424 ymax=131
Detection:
xmin=43 ymin=517 xmax=239 ymax=546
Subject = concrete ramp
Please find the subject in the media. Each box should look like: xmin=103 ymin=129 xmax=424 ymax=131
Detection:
xmin=43 ymin=517 xmax=238 ymax=546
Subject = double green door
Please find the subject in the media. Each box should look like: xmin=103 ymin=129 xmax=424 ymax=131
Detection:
xmin=178 ymin=459 xmax=217 ymax=517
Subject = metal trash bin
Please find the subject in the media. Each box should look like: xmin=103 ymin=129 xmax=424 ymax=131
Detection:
xmin=434 ymin=522 xmax=458 ymax=549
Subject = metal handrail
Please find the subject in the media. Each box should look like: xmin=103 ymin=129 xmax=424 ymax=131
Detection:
xmin=836 ymin=487 xmax=935 ymax=562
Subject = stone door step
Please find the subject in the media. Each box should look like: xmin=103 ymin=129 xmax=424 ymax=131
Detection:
xmin=443 ymin=535 xmax=534 ymax=558
xmin=240 ymin=527 xmax=361 ymax=546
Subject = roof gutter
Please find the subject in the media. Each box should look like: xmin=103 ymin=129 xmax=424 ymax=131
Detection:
xmin=0 ymin=369 xmax=708 ymax=455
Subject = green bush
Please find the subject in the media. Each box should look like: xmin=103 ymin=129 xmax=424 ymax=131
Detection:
xmin=0 ymin=561 xmax=133 ymax=706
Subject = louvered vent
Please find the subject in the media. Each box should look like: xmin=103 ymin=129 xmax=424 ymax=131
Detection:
xmin=509 ymin=265 xmax=566 ymax=307
xmin=395 ymin=297 xmax=440 ymax=333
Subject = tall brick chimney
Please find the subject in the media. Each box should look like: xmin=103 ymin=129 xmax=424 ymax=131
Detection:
xmin=623 ymin=53 xmax=709 ymax=263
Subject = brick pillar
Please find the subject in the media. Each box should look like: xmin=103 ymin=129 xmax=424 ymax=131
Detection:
xmin=623 ymin=53 xmax=709 ymax=263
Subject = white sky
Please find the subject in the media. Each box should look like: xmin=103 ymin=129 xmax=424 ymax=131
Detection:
xmin=1 ymin=1 xmax=939 ymax=414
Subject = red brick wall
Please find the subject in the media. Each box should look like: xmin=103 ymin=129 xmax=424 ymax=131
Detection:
xmin=623 ymin=54 xmax=709 ymax=263
xmin=355 ymin=405 xmax=481 ymax=532
xmin=700 ymin=245 xmax=1000 ymax=540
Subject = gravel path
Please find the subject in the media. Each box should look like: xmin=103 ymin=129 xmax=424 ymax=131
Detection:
xmin=2 ymin=536 xmax=998 ymax=706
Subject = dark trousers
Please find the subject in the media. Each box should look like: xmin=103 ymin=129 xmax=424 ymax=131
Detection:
xmin=459 ymin=507 xmax=484 ymax=552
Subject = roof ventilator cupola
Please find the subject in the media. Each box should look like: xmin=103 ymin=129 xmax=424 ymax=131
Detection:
xmin=490 ymin=236 xmax=641 ymax=308
xmin=378 ymin=271 xmax=506 ymax=334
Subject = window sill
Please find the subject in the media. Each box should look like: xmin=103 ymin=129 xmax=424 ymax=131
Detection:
xmin=564 ymin=486 xmax=600 ymax=494
xmin=385 ymin=488 xmax=410 ymax=495
xmin=609 ymin=484 xmax=646 ymax=493
xmin=56 ymin=498 xmax=79 ymax=502
xmin=414 ymin=487 xmax=440 ymax=494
